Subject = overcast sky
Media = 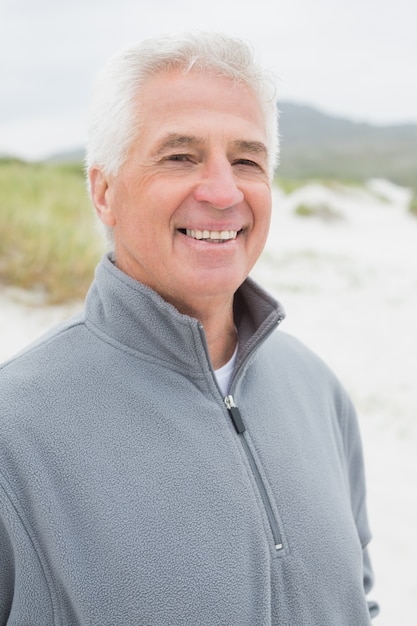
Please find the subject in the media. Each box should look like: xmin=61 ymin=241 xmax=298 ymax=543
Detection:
xmin=1 ymin=0 xmax=416 ymax=160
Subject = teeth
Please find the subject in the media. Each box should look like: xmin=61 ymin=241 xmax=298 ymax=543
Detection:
xmin=185 ymin=229 xmax=238 ymax=241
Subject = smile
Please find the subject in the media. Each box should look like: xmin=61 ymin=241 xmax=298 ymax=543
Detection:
xmin=183 ymin=229 xmax=240 ymax=242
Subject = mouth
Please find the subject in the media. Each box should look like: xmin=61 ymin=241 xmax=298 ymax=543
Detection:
xmin=178 ymin=228 xmax=241 ymax=243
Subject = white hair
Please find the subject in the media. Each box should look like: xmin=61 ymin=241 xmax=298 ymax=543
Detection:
xmin=86 ymin=31 xmax=279 ymax=181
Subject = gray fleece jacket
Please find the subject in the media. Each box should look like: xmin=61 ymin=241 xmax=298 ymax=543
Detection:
xmin=0 ymin=253 xmax=378 ymax=625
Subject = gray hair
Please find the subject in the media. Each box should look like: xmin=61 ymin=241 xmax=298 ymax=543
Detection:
xmin=86 ymin=31 xmax=279 ymax=180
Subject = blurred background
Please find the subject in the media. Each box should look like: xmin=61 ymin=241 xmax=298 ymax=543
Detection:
xmin=1 ymin=1 xmax=416 ymax=623
xmin=2 ymin=0 xmax=417 ymax=159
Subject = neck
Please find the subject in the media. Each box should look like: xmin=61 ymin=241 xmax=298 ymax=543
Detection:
xmin=170 ymin=294 xmax=237 ymax=370
xmin=204 ymin=316 xmax=237 ymax=371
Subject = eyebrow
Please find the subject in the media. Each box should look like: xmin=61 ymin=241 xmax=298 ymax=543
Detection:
xmin=231 ymin=140 xmax=268 ymax=157
xmin=152 ymin=134 xmax=204 ymax=158
xmin=151 ymin=133 xmax=269 ymax=159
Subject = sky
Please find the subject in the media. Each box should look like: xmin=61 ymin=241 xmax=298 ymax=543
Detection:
xmin=1 ymin=0 xmax=416 ymax=160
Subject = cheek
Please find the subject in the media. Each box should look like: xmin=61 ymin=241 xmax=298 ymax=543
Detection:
xmin=253 ymin=192 xmax=272 ymax=234
xmin=249 ymin=195 xmax=271 ymax=253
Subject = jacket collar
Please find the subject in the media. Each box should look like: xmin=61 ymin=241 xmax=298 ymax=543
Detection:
xmin=85 ymin=253 xmax=285 ymax=378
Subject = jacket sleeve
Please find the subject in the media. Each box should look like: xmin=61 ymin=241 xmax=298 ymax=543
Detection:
xmin=0 ymin=484 xmax=55 ymax=624
xmin=0 ymin=501 xmax=14 ymax=623
xmin=340 ymin=391 xmax=380 ymax=620
xmin=363 ymin=545 xmax=379 ymax=619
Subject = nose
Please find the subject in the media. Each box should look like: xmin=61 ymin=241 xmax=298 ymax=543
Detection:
xmin=193 ymin=159 xmax=244 ymax=209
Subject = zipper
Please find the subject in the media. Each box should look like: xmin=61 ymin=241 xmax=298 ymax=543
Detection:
xmin=195 ymin=321 xmax=284 ymax=552
xmin=224 ymin=395 xmax=283 ymax=552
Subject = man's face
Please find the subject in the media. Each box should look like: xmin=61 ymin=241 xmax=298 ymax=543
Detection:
xmin=93 ymin=69 xmax=272 ymax=314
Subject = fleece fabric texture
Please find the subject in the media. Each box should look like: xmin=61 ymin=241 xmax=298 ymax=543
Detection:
xmin=0 ymin=253 xmax=378 ymax=625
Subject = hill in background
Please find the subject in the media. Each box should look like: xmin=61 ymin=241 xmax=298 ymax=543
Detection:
xmin=276 ymin=102 xmax=417 ymax=190
xmin=46 ymin=101 xmax=417 ymax=190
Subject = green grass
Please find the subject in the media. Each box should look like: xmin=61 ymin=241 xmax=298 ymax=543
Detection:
xmin=0 ymin=160 xmax=104 ymax=303
xmin=274 ymin=175 xmax=363 ymax=193
xmin=409 ymin=193 xmax=417 ymax=216
xmin=293 ymin=202 xmax=343 ymax=221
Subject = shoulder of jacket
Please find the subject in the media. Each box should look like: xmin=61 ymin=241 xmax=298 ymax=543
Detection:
xmin=0 ymin=313 xmax=85 ymax=373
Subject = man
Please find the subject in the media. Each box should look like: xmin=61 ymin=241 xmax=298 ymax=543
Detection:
xmin=0 ymin=32 xmax=378 ymax=624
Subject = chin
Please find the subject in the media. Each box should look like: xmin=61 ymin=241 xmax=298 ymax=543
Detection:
xmin=190 ymin=274 xmax=244 ymax=299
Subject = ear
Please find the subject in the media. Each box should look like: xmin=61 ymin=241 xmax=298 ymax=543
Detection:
xmin=88 ymin=167 xmax=117 ymax=228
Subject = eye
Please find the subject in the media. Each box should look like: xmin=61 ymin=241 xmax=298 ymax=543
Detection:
xmin=233 ymin=158 xmax=262 ymax=170
xmin=158 ymin=153 xmax=197 ymax=169
xmin=166 ymin=154 xmax=194 ymax=163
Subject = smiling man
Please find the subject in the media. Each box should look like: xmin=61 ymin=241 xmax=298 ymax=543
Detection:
xmin=90 ymin=67 xmax=272 ymax=369
xmin=0 ymin=33 xmax=378 ymax=625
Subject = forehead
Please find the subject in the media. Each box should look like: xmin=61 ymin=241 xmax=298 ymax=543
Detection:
xmin=134 ymin=69 xmax=267 ymax=147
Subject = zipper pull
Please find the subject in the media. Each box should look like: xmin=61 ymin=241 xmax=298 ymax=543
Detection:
xmin=224 ymin=395 xmax=246 ymax=434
